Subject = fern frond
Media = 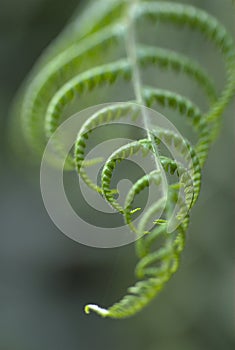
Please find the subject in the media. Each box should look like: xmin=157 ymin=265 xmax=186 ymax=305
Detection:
xmin=12 ymin=0 xmax=235 ymax=319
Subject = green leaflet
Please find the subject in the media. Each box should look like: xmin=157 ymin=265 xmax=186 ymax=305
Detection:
xmin=12 ymin=0 xmax=235 ymax=319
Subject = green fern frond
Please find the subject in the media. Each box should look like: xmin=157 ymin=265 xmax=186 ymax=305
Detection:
xmin=12 ymin=0 xmax=235 ymax=319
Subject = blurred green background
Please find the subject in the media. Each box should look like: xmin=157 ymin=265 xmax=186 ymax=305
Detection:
xmin=0 ymin=0 xmax=234 ymax=349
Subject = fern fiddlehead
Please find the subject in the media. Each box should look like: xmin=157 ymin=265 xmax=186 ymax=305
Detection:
xmin=13 ymin=0 xmax=235 ymax=319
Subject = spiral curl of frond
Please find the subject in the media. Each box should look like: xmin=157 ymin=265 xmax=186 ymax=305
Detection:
xmin=13 ymin=0 xmax=235 ymax=318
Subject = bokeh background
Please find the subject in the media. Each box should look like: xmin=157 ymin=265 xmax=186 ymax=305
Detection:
xmin=0 ymin=0 xmax=234 ymax=349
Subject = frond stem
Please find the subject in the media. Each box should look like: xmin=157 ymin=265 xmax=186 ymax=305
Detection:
xmin=124 ymin=0 xmax=162 ymax=167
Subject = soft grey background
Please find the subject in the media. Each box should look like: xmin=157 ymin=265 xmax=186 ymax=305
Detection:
xmin=0 ymin=0 xmax=234 ymax=349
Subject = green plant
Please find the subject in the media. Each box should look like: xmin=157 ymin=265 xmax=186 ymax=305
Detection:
xmin=12 ymin=0 xmax=235 ymax=319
